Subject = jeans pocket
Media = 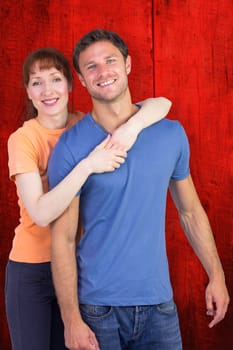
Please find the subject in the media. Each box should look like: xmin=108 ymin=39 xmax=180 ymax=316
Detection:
xmin=156 ymin=299 xmax=177 ymax=315
xmin=80 ymin=304 xmax=112 ymax=320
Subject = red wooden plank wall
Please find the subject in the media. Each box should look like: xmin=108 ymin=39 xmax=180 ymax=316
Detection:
xmin=0 ymin=1 xmax=232 ymax=349
xmin=154 ymin=2 xmax=233 ymax=349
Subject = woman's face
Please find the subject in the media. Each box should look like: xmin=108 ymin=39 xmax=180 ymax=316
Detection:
xmin=26 ymin=62 xmax=70 ymax=119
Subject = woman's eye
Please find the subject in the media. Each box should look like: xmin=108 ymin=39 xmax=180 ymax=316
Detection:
xmin=53 ymin=77 xmax=62 ymax=82
xmin=32 ymin=81 xmax=41 ymax=86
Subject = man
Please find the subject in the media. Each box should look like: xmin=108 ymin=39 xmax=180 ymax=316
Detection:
xmin=48 ymin=29 xmax=229 ymax=350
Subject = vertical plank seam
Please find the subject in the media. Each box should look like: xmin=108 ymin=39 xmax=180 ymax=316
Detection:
xmin=151 ymin=0 xmax=156 ymax=96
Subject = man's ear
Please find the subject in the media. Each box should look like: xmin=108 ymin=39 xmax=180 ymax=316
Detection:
xmin=78 ymin=74 xmax=86 ymax=87
xmin=125 ymin=55 xmax=132 ymax=75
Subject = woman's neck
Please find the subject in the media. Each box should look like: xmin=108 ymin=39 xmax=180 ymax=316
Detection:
xmin=36 ymin=109 xmax=69 ymax=130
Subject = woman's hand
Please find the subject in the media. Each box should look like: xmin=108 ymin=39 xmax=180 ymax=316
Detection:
xmin=86 ymin=136 xmax=127 ymax=173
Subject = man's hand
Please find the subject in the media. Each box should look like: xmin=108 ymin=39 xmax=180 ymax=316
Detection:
xmin=64 ymin=314 xmax=99 ymax=350
xmin=205 ymin=276 xmax=230 ymax=328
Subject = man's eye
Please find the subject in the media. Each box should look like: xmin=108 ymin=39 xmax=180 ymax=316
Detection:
xmin=87 ymin=65 xmax=96 ymax=70
xmin=107 ymin=59 xmax=116 ymax=64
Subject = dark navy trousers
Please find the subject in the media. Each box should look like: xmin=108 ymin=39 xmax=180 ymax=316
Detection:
xmin=5 ymin=260 xmax=68 ymax=350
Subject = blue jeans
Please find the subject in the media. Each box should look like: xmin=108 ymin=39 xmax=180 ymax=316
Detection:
xmin=5 ymin=260 xmax=68 ymax=350
xmin=80 ymin=299 xmax=182 ymax=350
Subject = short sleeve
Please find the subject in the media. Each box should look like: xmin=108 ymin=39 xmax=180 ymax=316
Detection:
xmin=47 ymin=134 xmax=76 ymax=190
xmin=8 ymin=129 xmax=39 ymax=180
xmin=171 ymin=123 xmax=190 ymax=181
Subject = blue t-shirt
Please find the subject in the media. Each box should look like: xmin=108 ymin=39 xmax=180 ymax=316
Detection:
xmin=48 ymin=113 xmax=190 ymax=306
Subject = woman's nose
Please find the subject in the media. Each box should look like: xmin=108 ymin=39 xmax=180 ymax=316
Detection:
xmin=42 ymin=82 xmax=53 ymax=95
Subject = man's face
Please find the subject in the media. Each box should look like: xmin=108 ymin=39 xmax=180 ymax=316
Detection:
xmin=77 ymin=40 xmax=131 ymax=103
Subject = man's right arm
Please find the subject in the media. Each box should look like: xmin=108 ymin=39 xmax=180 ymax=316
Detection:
xmin=51 ymin=196 xmax=99 ymax=350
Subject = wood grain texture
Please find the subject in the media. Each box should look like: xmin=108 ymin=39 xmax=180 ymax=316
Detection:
xmin=0 ymin=0 xmax=232 ymax=349
xmin=154 ymin=1 xmax=233 ymax=349
xmin=0 ymin=1 xmax=153 ymax=349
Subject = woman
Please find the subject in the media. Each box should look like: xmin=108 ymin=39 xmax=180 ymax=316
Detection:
xmin=5 ymin=47 xmax=171 ymax=350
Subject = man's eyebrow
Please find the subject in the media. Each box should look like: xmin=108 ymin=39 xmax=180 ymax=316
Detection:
xmin=105 ymin=54 xmax=118 ymax=59
xmin=83 ymin=54 xmax=118 ymax=67
xmin=83 ymin=60 xmax=96 ymax=67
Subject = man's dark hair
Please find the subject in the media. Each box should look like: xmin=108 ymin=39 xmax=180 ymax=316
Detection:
xmin=73 ymin=29 xmax=129 ymax=74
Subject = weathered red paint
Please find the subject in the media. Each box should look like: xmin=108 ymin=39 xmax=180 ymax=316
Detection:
xmin=0 ymin=1 xmax=232 ymax=349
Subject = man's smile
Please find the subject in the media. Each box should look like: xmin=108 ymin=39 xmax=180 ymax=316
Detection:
xmin=97 ymin=79 xmax=116 ymax=87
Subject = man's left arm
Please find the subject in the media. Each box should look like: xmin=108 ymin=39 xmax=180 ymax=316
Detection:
xmin=169 ymin=174 xmax=230 ymax=328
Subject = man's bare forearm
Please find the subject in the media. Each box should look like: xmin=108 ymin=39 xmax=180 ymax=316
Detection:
xmin=170 ymin=176 xmax=229 ymax=327
xmin=179 ymin=203 xmax=225 ymax=280
xmin=51 ymin=197 xmax=99 ymax=348
xmin=51 ymin=197 xmax=81 ymax=322
xmin=170 ymin=176 xmax=224 ymax=279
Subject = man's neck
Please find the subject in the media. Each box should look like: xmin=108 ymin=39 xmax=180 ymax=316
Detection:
xmin=91 ymin=92 xmax=139 ymax=134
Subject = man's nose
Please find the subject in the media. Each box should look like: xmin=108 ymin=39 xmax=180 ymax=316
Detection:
xmin=97 ymin=64 xmax=109 ymax=77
